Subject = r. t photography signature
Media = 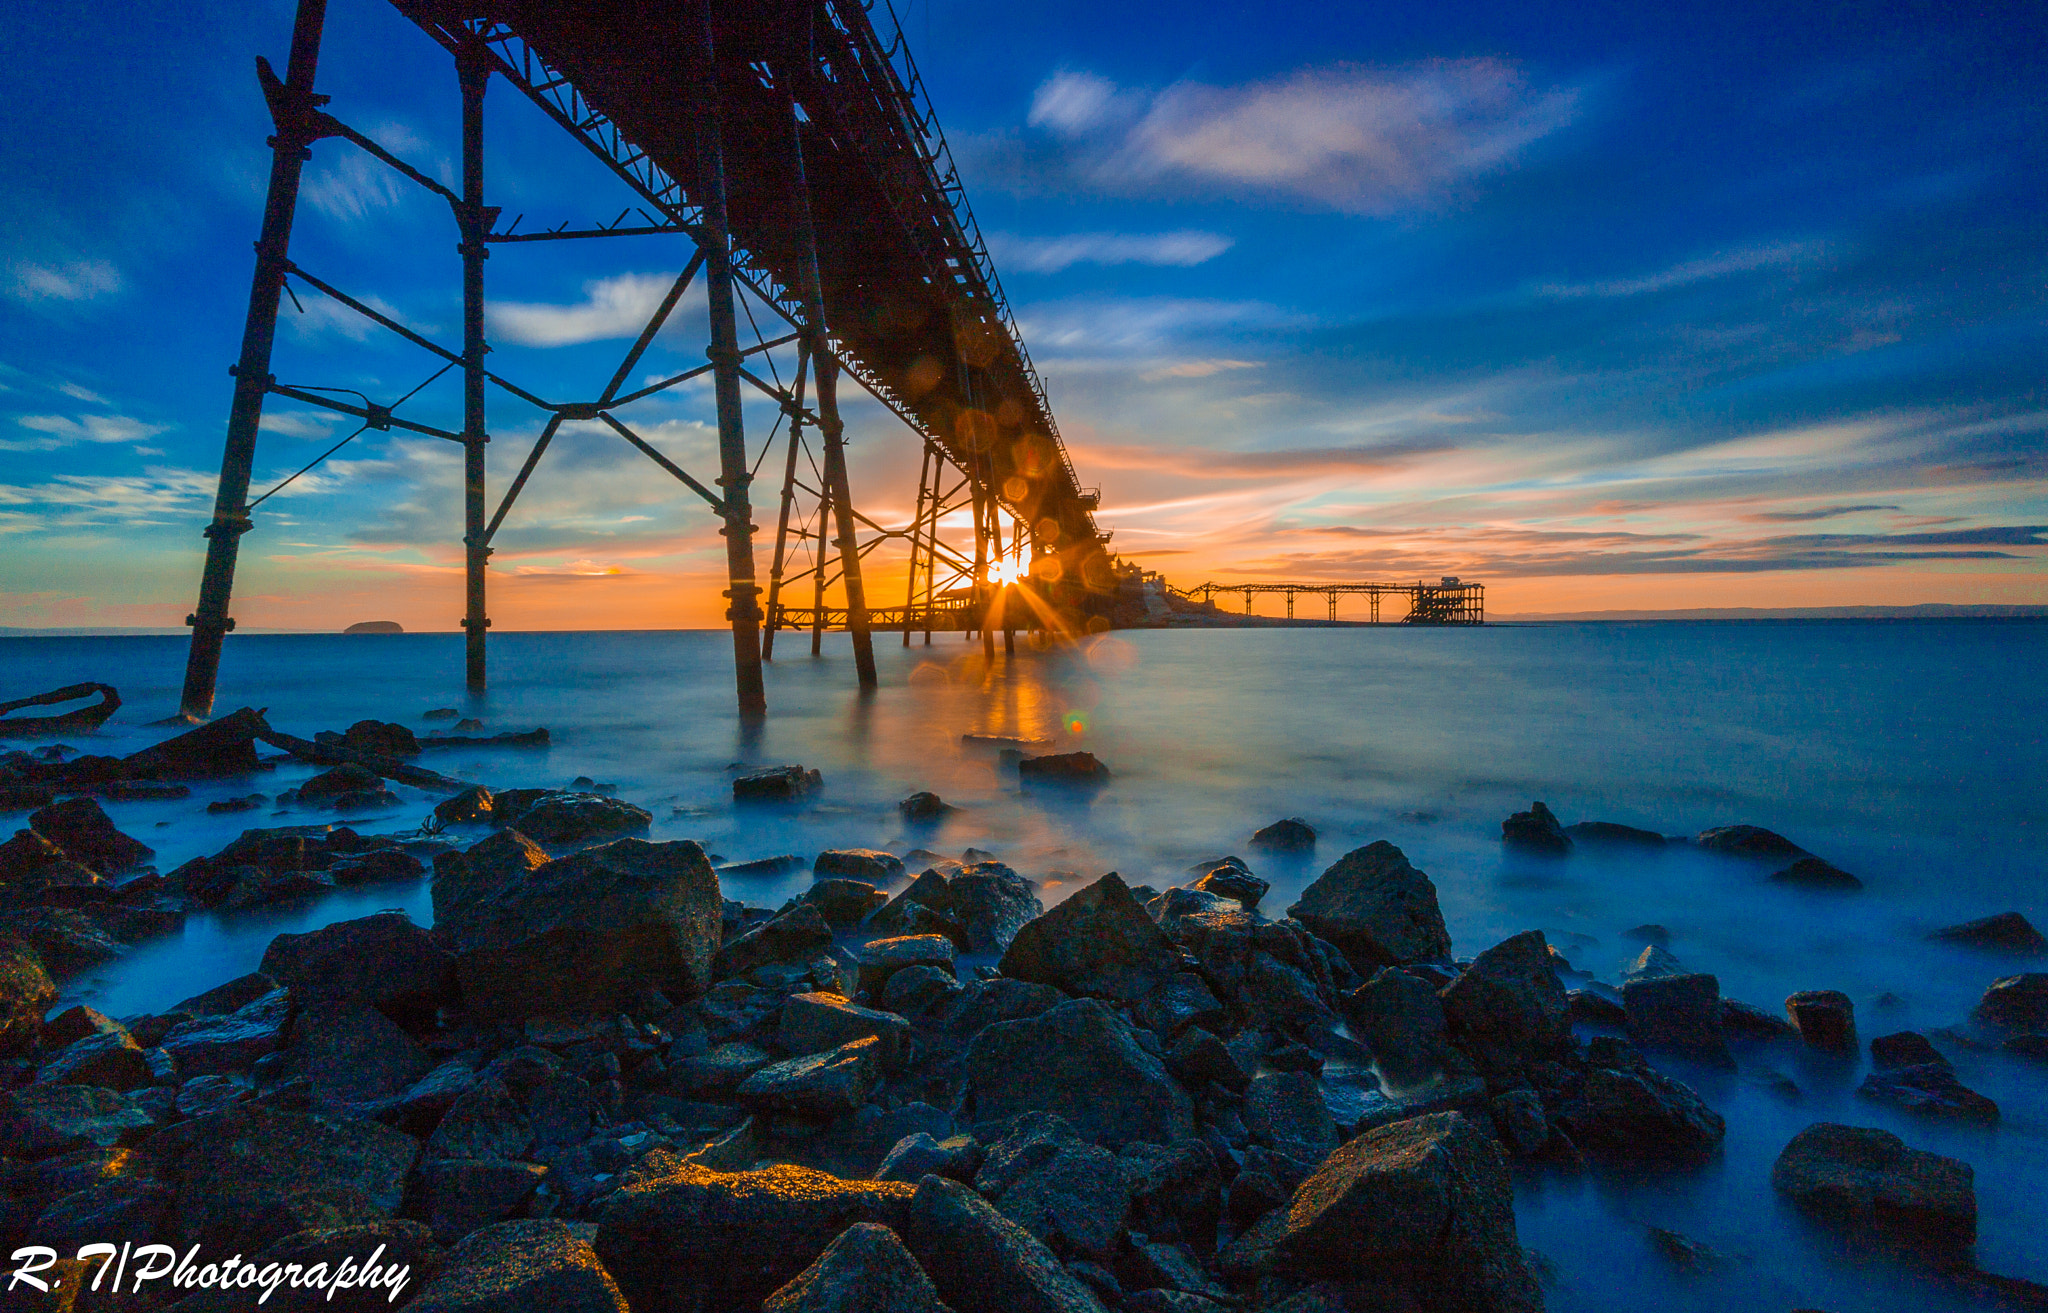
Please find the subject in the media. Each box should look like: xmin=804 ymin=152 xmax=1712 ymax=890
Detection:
xmin=7 ymin=1241 xmax=411 ymax=1304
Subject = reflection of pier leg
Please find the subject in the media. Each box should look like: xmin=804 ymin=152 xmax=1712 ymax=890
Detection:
xmin=180 ymin=0 xmax=330 ymax=720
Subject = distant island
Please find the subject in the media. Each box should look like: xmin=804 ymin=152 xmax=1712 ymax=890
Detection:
xmin=342 ymin=620 xmax=405 ymax=634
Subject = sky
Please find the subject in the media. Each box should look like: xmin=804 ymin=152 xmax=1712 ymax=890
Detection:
xmin=1 ymin=0 xmax=2043 ymax=629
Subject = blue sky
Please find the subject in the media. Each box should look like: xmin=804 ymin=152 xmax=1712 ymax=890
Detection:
xmin=1 ymin=0 xmax=2043 ymax=627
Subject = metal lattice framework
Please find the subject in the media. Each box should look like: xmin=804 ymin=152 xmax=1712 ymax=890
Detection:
xmin=176 ymin=0 xmax=1116 ymax=720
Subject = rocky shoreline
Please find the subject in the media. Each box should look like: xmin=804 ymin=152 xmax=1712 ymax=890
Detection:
xmin=2 ymin=711 xmax=2045 ymax=1311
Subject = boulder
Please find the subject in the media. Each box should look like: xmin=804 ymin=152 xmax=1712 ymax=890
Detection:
xmin=1164 ymin=1027 xmax=1251 ymax=1093
xmin=1489 ymin=1089 xmax=1550 ymax=1157
xmin=1500 ymin=802 xmax=1570 ymax=856
xmin=1562 ymin=821 xmax=1666 ymax=850
xmin=287 ymin=1000 xmax=433 ymax=1111
xmin=36 ymin=1025 xmax=149 ymax=1092
xmin=859 ymin=935 xmax=957 ymax=998
xmin=738 ymin=1036 xmax=884 ymax=1118
xmin=1770 ymin=1122 xmax=1975 ymax=1248
xmin=876 ymin=1131 xmax=983 ymax=1184
xmin=159 ymin=987 xmax=292 ymax=1077
xmin=803 ymin=878 xmax=891 ymax=924
xmin=882 ymin=964 xmax=964 ymax=1017
xmin=1438 ymin=930 xmax=1570 ymax=1081
xmin=0 ymin=907 xmax=124 ymax=976
xmin=1343 ymin=967 xmax=1449 ymax=1083
xmin=174 ymin=970 xmax=280 ymax=1016
xmin=0 ymin=930 xmax=55 ymax=1056
xmin=734 ymin=765 xmax=823 ymax=803
xmin=425 ymin=1076 xmax=533 ymax=1161
xmin=1621 ymin=972 xmax=1730 ymax=1063
xmin=499 ymin=793 xmax=651 ymax=847
xmin=1552 ymin=1045 xmax=1724 ymax=1164
xmin=962 ymin=998 xmax=1194 ymax=1146
xmin=42 ymin=1002 xmax=122 ymax=1048
xmin=764 ymin=1221 xmax=950 ymax=1312
xmin=1134 ymin=972 xmax=1226 ymax=1039
xmin=1721 ymin=998 xmax=1798 ymax=1040
xmin=1695 ymin=824 xmax=1809 ymax=859
xmin=950 ymin=864 xmax=1045 ymax=951
xmin=1259 ymin=1111 xmax=1541 ymax=1312
xmin=1971 ymin=973 xmax=2048 ymax=1033
xmin=719 ymin=902 xmax=836 ymax=980
xmin=1858 ymin=1063 xmax=1999 ymax=1125
xmin=782 ymin=992 xmax=911 ymax=1069
xmin=1871 ymin=1031 xmax=1947 ymax=1069
xmin=1621 ymin=945 xmax=1686 ymax=982
xmin=260 ymin=911 xmax=453 ymax=1022
xmin=1786 ymin=989 xmax=1857 ymax=1050
xmin=899 ymin=791 xmax=947 ymax=821
xmin=408 ymin=1218 xmax=627 ymax=1313
xmin=1288 ymin=842 xmax=1452 ymax=974
xmin=27 ymin=796 xmax=153 ymax=873
xmin=296 ymin=762 xmax=398 ymax=810
xmin=941 ymin=977 xmax=1066 ymax=1038
xmin=595 ymin=1158 xmax=913 ymax=1310
xmin=432 ymin=829 xmax=549 ymax=941
xmin=0 ymin=1084 xmax=154 ymax=1157
xmin=1249 ymin=818 xmax=1317 ymax=853
xmin=1932 ymin=912 xmax=2047 ymax=953
xmin=1768 ymin=856 xmax=1864 ymax=891
xmin=1016 ymin=752 xmax=1111 ymax=788
xmin=999 ymin=872 xmax=1184 ymax=1004
xmin=341 ymin=719 xmax=421 ymax=757
xmin=414 ymin=1158 xmax=549 ymax=1244
xmin=156 ymin=1103 xmax=420 ymax=1250
xmin=117 ymin=706 xmax=266 ymax=780
xmin=434 ymin=785 xmax=494 ymax=826
xmin=817 ymin=848 xmax=907 ymax=883
xmin=903 ymin=1175 xmax=1109 ymax=1313
xmin=454 ymin=838 xmax=721 ymax=1017
xmin=1190 ymin=864 xmax=1269 ymax=910
xmin=1243 ymin=1071 xmax=1339 ymax=1165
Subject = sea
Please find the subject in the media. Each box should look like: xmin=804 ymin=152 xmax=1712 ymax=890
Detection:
xmin=4 ymin=620 xmax=2044 ymax=1311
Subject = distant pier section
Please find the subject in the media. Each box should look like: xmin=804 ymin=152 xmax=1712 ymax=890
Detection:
xmin=1140 ymin=575 xmax=1485 ymax=625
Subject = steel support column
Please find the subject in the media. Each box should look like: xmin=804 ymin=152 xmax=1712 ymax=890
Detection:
xmin=178 ymin=0 xmax=330 ymax=720
xmin=902 ymin=443 xmax=931 ymax=647
xmin=457 ymin=44 xmax=491 ymax=690
xmin=760 ymin=348 xmax=810 ymax=662
xmin=692 ymin=0 xmax=765 ymax=714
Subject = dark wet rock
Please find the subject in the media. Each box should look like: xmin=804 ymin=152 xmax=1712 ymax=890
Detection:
xmin=877 ymin=1130 xmax=983 ymax=1183
xmin=734 ymin=765 xmax=823 ymax=803
xmin=1191 ymin=863 xmax=1269 ymax=909
xmin=433 ymin=784 xmax=494 ymax=826
xmin=595 ymin=1158 xmax=913 ymax=1310
xmin=941 ymin=976 xmax=1067 ymax=1038
xmin=1695 ymin=824 xmax=1809 ymax=860
xmin=999 ymin=872 xmax=1184 ymax=1005
xmin=1250 ymin=817 xmax=1317 ymax=853
xmin=817 ymin=847 xmax=908 ymax=883
xmin=1932 ymin=911 xmax=2047 ymax=953
xmin=328 ymin=847 xmax=426 ymax=886
xmin=779 ymin=1102 xmax=956 ymax=1180
xmin=32 ymin=1170 xmax=173 ymax=1252
xmin=153 ymin=1103 xmax=419 ymax=1250
xmin=1266 ymin=1037 xmax=1327 ymax=1074
xmin=287 ymin=999 xmax=433 ymax=1111
xmin=1563 ymin=821 xmax=1666 ymax=850
xmin=0 ymin=827 xmax=66 ymax=886
xmin=883 ymin=963 xmax=964 ymax=1017
xmin=782 ymin=992 xmax=911 ymax=1068
xmin=1871 ymin=1031 xmax=1947 ymax=1069
xmin=1771 ymin=1122 xmax=1975 ymax=1249
xmin=1622 ymin=972 xmax=1731 ymax=1063
xmin=1621 ymin=944 xmax=1685 ymax=982
xmin=1501 ymin=801 xmax=1571 ymax=856
xmin=1165 ymin=1027 xmax=1251 ymax=1093
xmin=948 ymin=863 xmax=1045 ymax=952
xmin=0 ymin=1084 xmax=154 ymax=1157
xmin=432 ymin=829 xmax=549 ymax=940
xmin=803 ymin=877 xmax=891 ymax=924
xmin=409 ymin=1218 xmax=626 ymax=1313
xmin=1972 ymin=973 xmax=2048 ymax=1033
xmin=764 ymin=1221 xmax=950 ymax=1312
xmin=1246 ymin=1110 xmax=1542 ymax=1312
xmin=0 ymin=930 xmax=55 ymax=1056
xmin=42 ymin=1002 xmax=121 ymax=1048
xmin=426 ymin=1075 xmax=533 ymax=1161
xmin=1566 ymin=989 xmax=1627 ymax=1028
xmin=860 ymin=934 xmax=957 ymax=998
xmin=1119 ymin=1136 xmax=1224 ymax=1248
xmin=160 ymin=987 xmax=291 ymax=1078
xmin=1134 ymin=971 xmax=1226 ymax=1040
xmin=721 ymin=852 xmax=808 ymax=877
xmin=159 ymin=1217 xmax=445 ymax=1313
xmin=1017 ymin=752 xmax=1112 ymax=788
xmin=37 ymin=1024 xmax=149 ymax=1091
xmin=1288 ymin=841 xmax=1452 ymax=974
xmin=720 ymin=901 xmax=836 ymax=980
xmin=1622 ymin=923 xmax=1671 ymax=947
xmin=904 ymin=1174 xmax=1110 ymax=1313
xmin=1489 ymin=1089 xmax=1550 ymax=1156
xmin=339 ymin=719 xmax=421 ymax=757
xmin=414 ymin=1157 xmax=549 ymax=1244
xmin=1786 ymin=989 xmax=1857 ymax=1050
xmin=0 ymin=906 xmax=124 ymax=976
xmin=973 ymin=1114 xmax=1132 ymax=1260
xmin=1859 ymin=1063 xmax=1999 ymax=1125
xmin=499 ymin=792 xmax=651 ymax=846
xmin=28 ymin=796 xmax=153 ymax=873
xmin=1648 ymin=1226 xmax=1724 ymax=1273
xmin=1553 ymin=1042 xmax=1725 ymax=1164
xmin=739 ymin=1035 xmax=883 ymax=1117
xmin=1244 ymin=1071 xmax=1340 ymax=1164
xmin=1769 ymin=856 xmax=1864 ymax=891
xmin=455 ymin=837 xmax=721 ymax=1018
xmin=1440 ymin=930 xmax=1570 ymax=1082
xmin=260 ymin=910 xmax=453 ymax=1021
xmin=296 ymin=762 xmax=400 ymax=810
xmin=174 ymin=969 xmax=279 ymax=1017
xmin=899 ymin=791 xmax=948 ymax=821
xmin=118 ymin=706 xmax=267 ymax=780
xmin=963 ymin=998 xmax=1194 ymax=1146
xmin=176 ymin=1073 xmax=253 ymax=1118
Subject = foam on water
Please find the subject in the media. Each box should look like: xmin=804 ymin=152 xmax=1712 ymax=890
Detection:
xmin=4 ymin=621 xmax=2043 ymax=1308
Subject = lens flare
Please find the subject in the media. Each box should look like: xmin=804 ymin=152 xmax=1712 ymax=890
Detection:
xmin=1063 ymin=709 xmax=1090 ymax=736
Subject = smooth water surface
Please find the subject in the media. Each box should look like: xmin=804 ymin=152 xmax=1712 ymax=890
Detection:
xmin=5 ymin=621 xmax=2043 ymax=1310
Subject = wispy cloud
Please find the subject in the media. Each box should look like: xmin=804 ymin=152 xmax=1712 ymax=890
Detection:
xmin=282 ymin=290 xmax=412 ymax=342
xmin=980 ymin=60 xmax=1581 ymax=213
xmin=302 ymin=123 xmax=440 ymax=223
xmin=1139 ymin=359 xmax=1261 ymax=382
xmin=1741 ymin=503 xmax=1901 ymax=522
xmin=1020 ymin=296 xmax=1302 ymax=358
xmin=0 ymin=467 xmax=216 ymax=531
xmin=7 ymin=259 xmax=122 ymax=304
xmin=3 ymin=412 xmax=172 ymax=452
xmin=987 ymin=230 xmax=1233 ymax=273
xmin=1534 ymin=241 xmax=1828 ymax=299
xmin=490 ymin=273 xmax=682 ymax=347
